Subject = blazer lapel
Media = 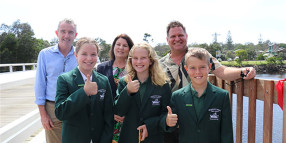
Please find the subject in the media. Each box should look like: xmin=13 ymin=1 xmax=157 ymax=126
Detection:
xmin=183 ymin=84 xmax=198 ymax=122
xmin=140 ymin=78 xmax=154 ymax=111
xmin=73 ymin=68 xmax=85 ymax=88
xmin=198 ymin=81 xmax=216 ymax=122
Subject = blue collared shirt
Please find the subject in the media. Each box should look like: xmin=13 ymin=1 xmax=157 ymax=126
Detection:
xmin=34 ymin=44 xmax=78 ymax=105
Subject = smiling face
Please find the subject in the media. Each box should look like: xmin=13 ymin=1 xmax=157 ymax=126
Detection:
xmin=167 ymin=26 xmax=188 ymax=54
xmin=131 ymin=48 xmax=152 ymax=76
xmin=114 ymin=38 xmax=130 ymax=59
xmin=75 ymin=43 xmax=98 ymax=75
xmin=56 ymin=22 xmax=77 ymax=49
xmin=186 ymin=56 xmax=211 ymax=87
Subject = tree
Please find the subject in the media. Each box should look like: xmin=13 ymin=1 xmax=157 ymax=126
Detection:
xmin=143 ymin=33 xmax=153 ymax=43
xmin=95 ymin=38 xmax=111 ymax=62
xmin=0 ymin=19 xmax=39 ymax=64
xmin=226 ymin=51 xmax=235 ymax=60
xmin=226 ymin=31 xmax=233 ymax=50
xmin=154 ymin=43 xmax=169 ymax=57
xmin=235 ymin=49 xmax=248 ymax=66
xmin=256 ymin=54 xmax=265 ymax=60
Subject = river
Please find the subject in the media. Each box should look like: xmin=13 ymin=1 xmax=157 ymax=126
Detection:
xmin=232 ymin=73 xmax=285 ymax=143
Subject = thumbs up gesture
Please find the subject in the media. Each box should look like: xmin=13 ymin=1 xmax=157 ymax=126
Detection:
xmin=84 ymin=74 xmax=98 ymax=96
xmin=126 ymin=74 xmax=140 ymax=94
xmin=166 ymin=106 xmax=178 ymax=127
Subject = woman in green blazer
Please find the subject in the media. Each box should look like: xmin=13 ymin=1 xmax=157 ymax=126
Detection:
xmin=55 ymin=37 xmax=113 ymax=143
xmin=115 ymin=43 xmax=171 ymax=143
xmin=164 ymin=48 xmax=233 ymax=143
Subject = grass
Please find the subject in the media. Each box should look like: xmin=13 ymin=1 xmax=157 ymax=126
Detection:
xmin=220 ymin=60 xmax=286 ymax=67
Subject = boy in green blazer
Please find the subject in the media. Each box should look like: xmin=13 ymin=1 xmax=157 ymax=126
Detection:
xmin=163 ymin=48 xmax=233 ymax=143
xmin=55 ymin=37 xmax=113 ymax=143
xmin=115 ymin=43 xmax=171 ymax=143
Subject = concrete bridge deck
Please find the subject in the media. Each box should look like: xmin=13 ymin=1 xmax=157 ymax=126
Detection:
xmin=0 ymin=71 xmax=45 ymax=142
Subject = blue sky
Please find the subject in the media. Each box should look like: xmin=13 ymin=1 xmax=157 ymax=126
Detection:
xmin=1 ymin=0 xmax=285 ymax=46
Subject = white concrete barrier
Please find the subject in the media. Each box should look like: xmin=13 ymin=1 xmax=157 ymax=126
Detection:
xmin=0 ymin=109 xmax=42 ymax=143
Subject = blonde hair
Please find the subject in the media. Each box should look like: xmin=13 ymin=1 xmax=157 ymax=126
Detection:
xmin=125 ymin=43 xmax=169 ymax=86
xmin=185 ymin=47 xmax=211 ymax=66
xmin=75 ymin=37 xmax=99 ymax=54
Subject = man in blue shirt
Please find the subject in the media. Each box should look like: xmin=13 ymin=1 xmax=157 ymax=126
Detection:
xmin=34 ymin=18 xmax=78 ymax=143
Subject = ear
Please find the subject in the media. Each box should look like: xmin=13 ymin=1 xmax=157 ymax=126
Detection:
xmin=208 ymin=63 xmax=212 ymax=70
xmin=74 ymin=51 xmax=77 ymax=57
xmin=75 ymin=33 xmax=78 ymax=37
xmin=55 ymin=30 xmax=58 ymax=36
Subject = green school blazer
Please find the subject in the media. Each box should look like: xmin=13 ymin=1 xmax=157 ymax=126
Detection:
xmin=55 ymin=67 xmax=114 ymax=143
xmin=115 ymin=77 xmax=171 ymax=143
xmin=162 ymin=81 xmax=233 ymax=143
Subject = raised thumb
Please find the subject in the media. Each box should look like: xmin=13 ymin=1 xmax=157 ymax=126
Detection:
xmin=86 ymin=74 xmax=91 ymax=82
xmin=128 ymin=74 xmax=132 ymax=83
xmin=167 ymin=106 xmax=172 ymax=114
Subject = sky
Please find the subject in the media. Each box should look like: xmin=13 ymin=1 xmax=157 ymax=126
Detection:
xmin=1 ymin=0 xmax=285 ymax=46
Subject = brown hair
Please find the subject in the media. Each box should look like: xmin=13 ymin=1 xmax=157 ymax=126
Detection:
xmin=166 ymin=20 xmax=186 ymax=36
xmin=109 ymin=34 xmax=134 ymax=60
xmin=75 ymin=37 xmax=99 ymax=54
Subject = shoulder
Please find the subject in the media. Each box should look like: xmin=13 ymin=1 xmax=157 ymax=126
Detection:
xmin=97 ymin=61 xmax=112 ymax=72
xmin=172 ymin=85 xmax=188 ymax=96
xmin=94 ymin=70 xmax=108 ymax=81
xmin=208 ymin=82 xmax=228 ymax=96
xmin=159 ymin=54 xmax=170 ymax=64
xmin=58 ymin=68 xmax=76 ymax=80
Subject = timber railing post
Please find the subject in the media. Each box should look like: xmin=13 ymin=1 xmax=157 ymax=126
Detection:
xmin=263 ymin=80 xmax=274 ymax=143
xmin=236 ymin=79 xmax=244 ymax=143
xmin=248 ymin=79 xmax=257 ymax=143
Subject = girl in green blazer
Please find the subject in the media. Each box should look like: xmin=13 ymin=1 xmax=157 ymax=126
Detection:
xmin=55 ymin=37 xmax=114 ymax=143
xmin=164 ymin=48 xmax=233 ymax=143
xmin=115 ymin=43 xmax=171 ymax=143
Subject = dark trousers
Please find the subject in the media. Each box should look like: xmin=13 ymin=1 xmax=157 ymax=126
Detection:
xmin=164 ymin=128 xmax=179 ymax=143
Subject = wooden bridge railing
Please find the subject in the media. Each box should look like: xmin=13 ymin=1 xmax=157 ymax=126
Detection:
xmin=208 ymin=74 xmax=286 ymax=143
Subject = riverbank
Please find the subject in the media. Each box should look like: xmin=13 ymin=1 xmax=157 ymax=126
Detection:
xmin=221 ymin=61 xmax=286 ymax=74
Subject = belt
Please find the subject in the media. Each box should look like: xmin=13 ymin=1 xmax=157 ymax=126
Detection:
xmin=46 ymin=99 xmax=55 ymax=103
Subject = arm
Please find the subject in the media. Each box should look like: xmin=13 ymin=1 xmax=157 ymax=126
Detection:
xmin=114 ymin=78 xmax=134 ymax=116
xmin=212 ymin=66 xmax=256 ymax=81
xmin=221 ymin=92 xmax=234 ymax=143
xmin=34 ymin=51 xmax=53 ymax=130
xmin=55 ymin=75 xmax=90 ymax=120
xmin=146 ymin=83 xmax=172 ymax=136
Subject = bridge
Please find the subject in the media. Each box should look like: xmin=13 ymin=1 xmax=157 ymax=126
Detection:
xmin=0 ymin=63 xmax=285 ymax=143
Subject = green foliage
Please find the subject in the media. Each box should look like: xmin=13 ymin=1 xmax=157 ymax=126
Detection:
xmin=226 ymin=51 xmax=235 ymax=60
xmin=225 ymin=31 xmax=233 ymax=50
xmin=256 ymin=54 xmax=265 ymax=60
xmin=266 ymin=56 xmax=283 ymax=65
xmin=154 ymin=43 xmax=170 ymax=57
xmin=96 ymin=38 xmax=111 ymax=62
xmin=143 ymin=33 xmax=153 ymax=43
xmin=0 ymin=20 xmax=41 ymax=64
xmin=235 ymin=49 xmax=248 ymax=66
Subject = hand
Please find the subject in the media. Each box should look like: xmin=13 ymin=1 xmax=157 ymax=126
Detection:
xmin=137 ymin=124 xmax=148 ymax=141
xmin=243 ymin=67 xmax=256 ymax=80
xmin=41 ymin=113 xmax=54 ymax=130
xmin=126 ymin=74 xmax=140 ymax=94
xmin=84 ymin=74 xmax=98 ymax=96
xmin=114 ymin=114 xmax=125 ymax=123
xmin=166 ymin=106 xmax=178 ymax=127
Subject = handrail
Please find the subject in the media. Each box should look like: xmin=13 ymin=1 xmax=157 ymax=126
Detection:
xmin=208 ymin=75 xmax=286 ymax=143
xmin=0 ymin=63 xmax=37 ymax=72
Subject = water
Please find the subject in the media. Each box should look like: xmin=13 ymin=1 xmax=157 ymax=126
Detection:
xmin=232 ymin=73 xmax=285 ymax=143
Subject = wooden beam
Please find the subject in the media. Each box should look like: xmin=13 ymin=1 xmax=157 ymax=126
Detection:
xmin=248 ymin=79 xmax=257 ymax=143
xmin=236 ymin=79 xmax=244 ymax=143
xmin=263 ymin=80 xmax=274 ymax=143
